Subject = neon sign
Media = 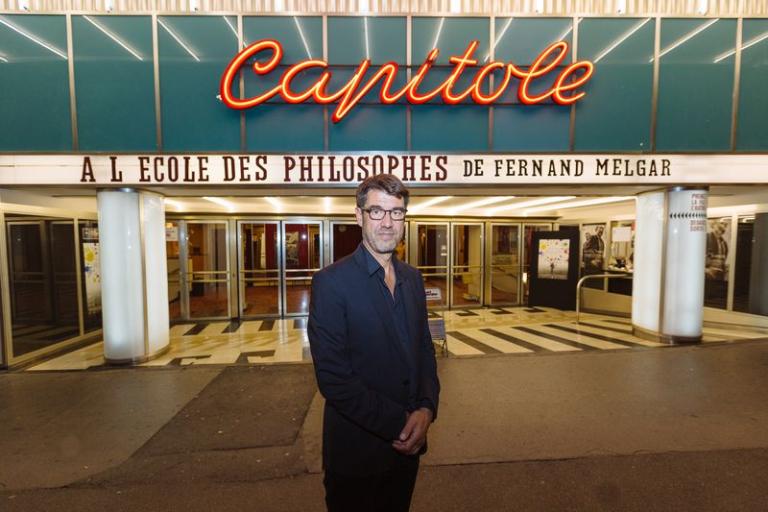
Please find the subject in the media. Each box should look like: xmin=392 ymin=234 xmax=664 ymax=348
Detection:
xmin=220 ymin=39 xmax=594 ymax=123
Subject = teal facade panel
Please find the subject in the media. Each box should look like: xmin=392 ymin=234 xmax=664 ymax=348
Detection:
xmin=411 ymin=105 xmax=488 ymax=151
xmin=574 ymin=18 xmax=654 ymax=152
xmin=159 ymin=15 xmax=241 ymax=152
xmin=0 ymin=15 xmax=71 ymax=151
xmin=493 ymin=105 xmax=570 ymax=152
xmin=736 ymin=19 xmax=768 ymax=151
xmin=328 ymin=17 xmax=406 ymax=65
xmin=656 ymin=18 xmax=737 ymax=152
xmin=72 ymin=15 xmax=156 ymax=151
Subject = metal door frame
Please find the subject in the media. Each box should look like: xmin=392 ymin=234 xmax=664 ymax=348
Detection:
xmin=449 ymin=222 xmax=485 ymax=309
xmin=174 ymin=218 xmax=232 ymax=321
xmin=486 ymin=222 xmax=522 ymax=307
xmin=0 ymin=208 xmax=99 ymax=369
xmin=410 ymin=221 xmax=450 ymax=310
xmin=236 ymin=219 xmax=282 ymax=319
xmin=281 ymin=218 xmax=324 ymax=318
xmin=329 ymin=219 xmax=360 ymax=264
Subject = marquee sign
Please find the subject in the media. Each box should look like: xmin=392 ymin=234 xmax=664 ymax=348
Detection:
xmin=1 ymin=154 xmax=767 ymax=186
xmin=220 ymin=40 xmax=594 ymax=122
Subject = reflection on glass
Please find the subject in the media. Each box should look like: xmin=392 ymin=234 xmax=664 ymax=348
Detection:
xmin=166 ymin=221 xmax=181 ymax=321
xmin=608 ymin=221 xmax=635 ymax=271
xmin=417 ymin=224 xmax=448 ymax=308
xmin=7 ymin=215 xmax=79 ymax=357
xmin=240 ymin=222 xmax=279 ymax=316
xmin=705 ymin=217 xmax=731 ymax=310
xmin=733 ymin=217 xmax=754 ymax=313
xmin=490 ymin=224 xmax=519 ymax=304
xmin=452 ymin=224 xmax=482 ymax=307
xmin=187 ymin=222 xmax=228 ymax=318
xmin=79 ymin=220 xmax=102 ymax=332
xmin=332 ymin=223 xmax=362 ymax=262
xmin=523 ymin=224 xmax=551 ymax=301
xmin=285 ymin=223 xmax=321 ymax=315
xmin=574 ymin=18 xmax=654 ymax=151
xmin=581 ymin=223 xmax=606 ymax=290
xmin=656 ymin=18 xmax=736 ymax=151
xmin=607 ymin=220 xmax=634 ymax=296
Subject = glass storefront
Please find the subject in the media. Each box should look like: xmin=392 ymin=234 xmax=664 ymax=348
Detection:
xmin=239 ymin=222 xmax=280 ymax=317
xmin=3 ymin=14 xmax=767 ymax=154
xmin=734 ymin=217 xmax=755 ymax=314
xmin=5 ymin=213 xmax=99 ymax=359
xmin=78 ymin=220 xmax=102 ymax=333
xmin=489 ymin=224 xmax=520 ymax=305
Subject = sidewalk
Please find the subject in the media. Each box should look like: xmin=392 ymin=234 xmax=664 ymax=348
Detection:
xmin=2 ymin=339 xmax=768 ymax=510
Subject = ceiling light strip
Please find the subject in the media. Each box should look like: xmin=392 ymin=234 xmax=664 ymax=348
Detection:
xmin=408 ymin=196 xmax=453 ymax=213
xmin=523 ymin=196 xmax=634 ymax=214
xmin=202 ymin=196 xmax=235 ymax=211
xmin=451 ymin=196 xmax=515 ymax=214
xmin=486 ymin=196 xmax=576 ymax=215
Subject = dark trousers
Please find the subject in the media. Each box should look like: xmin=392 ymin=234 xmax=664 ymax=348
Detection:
xmin=324 ymin=457 xmax=420 ymax=512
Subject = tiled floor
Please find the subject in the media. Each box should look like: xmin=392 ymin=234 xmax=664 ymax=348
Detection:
xmin=26 ymin=307 xmax=768 ymax=371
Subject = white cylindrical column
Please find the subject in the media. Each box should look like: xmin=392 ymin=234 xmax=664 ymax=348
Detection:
xmin=661 ymin=188 xmax=707 ymax=340
xmin=632 ymin=188 xmax=708 ymax=343
xmin=632 ymin=191 xmax=665 ymax=334
xmin=97 ymin=189 xmax=169 ymax=363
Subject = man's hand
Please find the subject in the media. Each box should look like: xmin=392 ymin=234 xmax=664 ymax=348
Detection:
xmin=392 ymin=408 xmax=433 ymax=455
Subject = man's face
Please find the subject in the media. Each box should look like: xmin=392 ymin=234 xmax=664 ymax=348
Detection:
xmin=596 ymin=226 xmax=604 ymax=237
xmin=714 ymin=222 xmax=726 ymax=237
xmin=355 ymin=189 xmax=406 ymax=256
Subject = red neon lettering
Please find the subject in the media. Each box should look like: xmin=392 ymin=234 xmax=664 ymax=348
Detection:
xmin=220 ymin=39 xmax=594 ymax=122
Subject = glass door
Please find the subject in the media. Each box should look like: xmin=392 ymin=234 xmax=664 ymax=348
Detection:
xmin=282 ymin=221 xmax=322 ymax=316
xmin=451 ymin=223 xmax=483 ymax=308
xmin=185 ymin=221 xmax=230 ymax=319
xmin=166 ymin=220 xmax=183 ymax=322
xmin=488 ymin=224 xmax=520 ymax=306
xmin=238 ymin=221 xmax=281 ymax=317
xmin=411 ymin=222 xmax=449 ymax=309
xmin=331 ymin=221 xmax=362 ymax=262
xmin=6 ymin=217 xmax=79 ymax=357
xmin=522 ymin=223 xmax=552 ymax=303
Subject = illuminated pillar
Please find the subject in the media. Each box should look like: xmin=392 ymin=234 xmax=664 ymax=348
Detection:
xmin=748 ymin=213 xmax=768 ymax=315
xmin=632 ymin=187 xmax=708 ymax=343
xmin=97 ymin=189 xmax=170 ymax=363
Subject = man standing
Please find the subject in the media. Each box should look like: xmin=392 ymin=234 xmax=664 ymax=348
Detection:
xmin=582 ymin=224 xmax=605 ymax=272
xmin=705 ymin=219 xmax=729 ymax=281
xmin=308 ymin=174 xmax=440 ymax=512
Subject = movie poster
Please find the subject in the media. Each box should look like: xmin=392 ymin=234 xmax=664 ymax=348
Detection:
xmin=581 ymin=223 xmax=606 ymax=275
xmin=82 ymin=242 xmax=101 ymax=314
xmin=705 ymin=218 xmax=731 ymax=282
xmin=537 ymin=239 xmax=570 ymax=280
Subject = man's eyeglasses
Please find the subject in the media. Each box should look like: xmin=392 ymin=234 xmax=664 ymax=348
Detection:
xmin=360 ymin=207 xmax=407 ymax=221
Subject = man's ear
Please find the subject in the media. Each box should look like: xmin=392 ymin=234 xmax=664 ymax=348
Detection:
xmin=355 ymin=207 xmax=363 ymax=227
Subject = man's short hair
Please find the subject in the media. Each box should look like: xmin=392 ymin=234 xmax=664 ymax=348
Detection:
xmin=356 ymin=174 xmax=410 ymax=208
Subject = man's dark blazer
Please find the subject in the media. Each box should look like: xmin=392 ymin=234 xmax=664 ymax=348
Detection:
xmin=307 ymin=244 xmax=440 ymax=477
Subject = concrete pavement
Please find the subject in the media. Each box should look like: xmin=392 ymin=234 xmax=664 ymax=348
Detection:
xmin=2 ymin=339 xmax=768 ymax=510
